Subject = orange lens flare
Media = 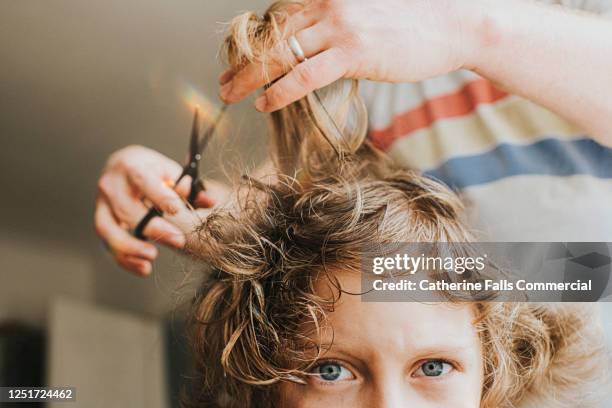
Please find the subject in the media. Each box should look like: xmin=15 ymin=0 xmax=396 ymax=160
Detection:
xmin=179 ymin=81 xmax=228 ymax=137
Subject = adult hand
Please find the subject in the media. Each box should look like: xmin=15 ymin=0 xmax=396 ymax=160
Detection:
xmin=219 ymin=0 xmax=478 ymax=112
xmin=94 ymin=145 xmax=230 ymax=276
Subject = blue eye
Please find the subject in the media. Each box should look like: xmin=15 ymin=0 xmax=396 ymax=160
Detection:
xmin=414 ymin=360 xmax=453 ymax=377
xmin=312 ymin=362 xmax=355 ymax=382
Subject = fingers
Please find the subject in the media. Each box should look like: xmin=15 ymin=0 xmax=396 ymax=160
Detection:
xmin=100 ymin=175 xmax=149 ymax=227
xmin=115 ymin=253 xmax=152 ymax=276
xmin=219 ymin=69 xmax=234 ymax=86
xmin=174 ymin=176 xmax=213 ymax=208
xmin=194 ymin=192 xmax=215 ymax=209
xmin=198 ymin=179 xmax=233 ymax=208
xmin=220 ymin=20 xmax=328 ymax=103
xmin=255 ymin=48 xmax=347 ymax=112
xmin=95 ymin=146 xmax=199 ymax=276
xmin=95 ymin=199 xmax=158 ymax=276
xmin=174 ymin=174 xmax=193 ymax=199
xmin=95 ymin=200 xmax=158 ymax=259
xmin=143 ymin=216 xmax=186 ymax=249
xmin=174 ymin=176 xmax=232 ymax=209
xmin=100 ymin=174 xmax=186 ymax=250
xmin=125 ymin=166 xmax=184 ymax=215
xmin=164 ymin=205 xmax=213 ymax=236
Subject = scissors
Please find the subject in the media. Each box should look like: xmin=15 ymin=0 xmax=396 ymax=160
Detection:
xmin=132 ymin=104 xmax=228 ymax=240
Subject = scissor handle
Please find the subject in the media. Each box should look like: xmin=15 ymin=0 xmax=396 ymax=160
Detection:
xmin=133 ymin=207 xmax=162 ymax=239
xmin=188 ymin=178 xmax=205 ymax=204
xmin=133 ymin=171 xmax=204 ymax=240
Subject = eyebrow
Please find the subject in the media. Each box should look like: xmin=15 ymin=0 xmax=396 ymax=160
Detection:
xmin=318 ymin=340 xmax=478 ymax=363
xmin=327 ymin=342 xmax=475 ymax=354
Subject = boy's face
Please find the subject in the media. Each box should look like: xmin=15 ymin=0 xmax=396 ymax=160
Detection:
xmin=280 ymin=270 xmax=484 ymax=407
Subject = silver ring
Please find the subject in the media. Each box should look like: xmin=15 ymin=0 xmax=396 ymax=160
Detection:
xmin=287 ymin=35 xmax=306 ymax=63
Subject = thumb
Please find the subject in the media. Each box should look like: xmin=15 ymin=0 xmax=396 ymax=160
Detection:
xmin=163 ymin=206 xmax=212 ymax=236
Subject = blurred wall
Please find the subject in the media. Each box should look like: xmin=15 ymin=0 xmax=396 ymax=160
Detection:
xmin=48 ymin=298 xmax=167 ymax=408
xmin=0 ymin=0 xmax=270 ymax=325
xmin=0 ymin=236 xmax=94 ymax=326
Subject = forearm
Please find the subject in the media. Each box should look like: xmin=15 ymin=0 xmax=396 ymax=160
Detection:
xmin=464 ymin=0 xmax=612 ymax=146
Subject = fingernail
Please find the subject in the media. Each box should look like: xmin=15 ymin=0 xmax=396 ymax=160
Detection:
xmin=141 ymin=246 xmax=158 ymax=260
xmin=168 ymin=233 xmax=186 ymax=249
xmin=140 ymin=263 xmax=152 ymax=276
xmin=219 ymin=70 xmax=234 ymax=85
xmin=163 ymin=198 xmax=182 ymax=215
xmin=255 ymin=95 xmax=267 ymax=112
xmin=220 ymin=81 xmax=233 ymax=101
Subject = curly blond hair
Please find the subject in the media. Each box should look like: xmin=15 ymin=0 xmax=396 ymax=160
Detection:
xmin=182 ymin=2 xmax=609 ymax=407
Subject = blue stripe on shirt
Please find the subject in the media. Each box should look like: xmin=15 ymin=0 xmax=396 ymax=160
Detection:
xmin=425 ymin=137 xmax=612 ymax=190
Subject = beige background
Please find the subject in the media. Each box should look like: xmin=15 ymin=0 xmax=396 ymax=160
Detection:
xmin=0 ymin=0 xmax=270 ymax=324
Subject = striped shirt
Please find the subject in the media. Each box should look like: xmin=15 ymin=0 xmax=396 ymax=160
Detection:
xmin=362 ymin=0 xmax=612 ymax=242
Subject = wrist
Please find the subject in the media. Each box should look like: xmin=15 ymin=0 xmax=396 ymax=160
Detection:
xmin=458 ymin=0 xmax=541 ymax=73
xmin=460 ymin=0 xmax=530 ymax=72
xmin=452 ymin=0 xmax=503 ymax=72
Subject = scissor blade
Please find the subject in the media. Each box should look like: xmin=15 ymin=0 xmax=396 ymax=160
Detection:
xmin=189 ymin=108 xmax=200 ymax=158
xmin=197 ymin=104 xmax=227 ymax=156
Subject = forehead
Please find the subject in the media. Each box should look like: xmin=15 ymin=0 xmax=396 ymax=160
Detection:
xmin=313 ymin=270 xmax=481 ymax=356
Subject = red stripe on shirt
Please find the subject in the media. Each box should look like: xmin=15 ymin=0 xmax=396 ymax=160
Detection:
xmin=370 ymin=79 xmax=509 ymax=150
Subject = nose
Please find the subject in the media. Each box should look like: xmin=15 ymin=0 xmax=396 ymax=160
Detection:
xmin=371 ymin=378 xmax=412 ymax=408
